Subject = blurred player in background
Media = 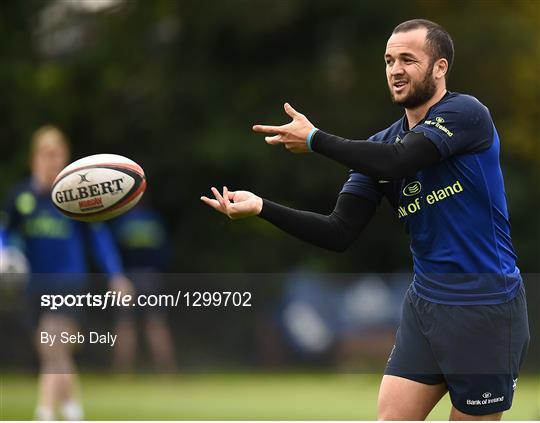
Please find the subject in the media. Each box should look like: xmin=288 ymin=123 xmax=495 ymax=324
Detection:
xmin=0 ymin=126 xmax=132 ymax=420
xmin=202 ymin=19 xmax=529 ymax=420
xmin=109 ymin=200 xmax=177 ymax=372
xmin=257 ymin=271 xmax=405 ymax=368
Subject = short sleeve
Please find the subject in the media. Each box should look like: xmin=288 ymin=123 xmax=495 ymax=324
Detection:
xmin=340 ymin=170 xmax=383 ymax=205
xmin=411 ymin=95 xmax=493 ymax=160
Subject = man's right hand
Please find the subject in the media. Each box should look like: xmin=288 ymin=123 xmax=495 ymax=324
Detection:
xmin=200 ymin=186 xmax=263 ymax=220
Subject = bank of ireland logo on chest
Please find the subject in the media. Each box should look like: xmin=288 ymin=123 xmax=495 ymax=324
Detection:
xmin=402 ymin=181 xmax=422 ymax=197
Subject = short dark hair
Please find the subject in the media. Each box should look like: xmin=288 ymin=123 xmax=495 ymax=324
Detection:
xmin=393 ymin=19 xmax=454 ymax=80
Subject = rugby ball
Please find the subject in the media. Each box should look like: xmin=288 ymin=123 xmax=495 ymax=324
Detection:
xmin=51 ymin=154 xmax=146 ymax=221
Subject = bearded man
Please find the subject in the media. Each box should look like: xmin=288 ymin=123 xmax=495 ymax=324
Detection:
xmin=201 ymin=19 xmax=529 ymax=421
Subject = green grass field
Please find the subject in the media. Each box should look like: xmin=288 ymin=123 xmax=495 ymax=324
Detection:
xmin=1 ymin=373 xmax=539 ymax=420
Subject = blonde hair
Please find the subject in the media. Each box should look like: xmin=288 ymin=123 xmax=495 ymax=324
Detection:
xmin=30 ymin=125 xmax=71 ymax=160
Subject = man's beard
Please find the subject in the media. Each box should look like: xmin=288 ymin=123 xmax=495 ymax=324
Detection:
xmin=390 ymin=67 xmax=437 ymax=109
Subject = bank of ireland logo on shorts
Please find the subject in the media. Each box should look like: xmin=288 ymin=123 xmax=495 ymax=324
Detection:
xmin=402 ymin=181 xmax=422 ymax=197
xmin=467 ymin=392 xmax=504 ymax=406
xmin=435 ymin=116 xmax=445 ymax=123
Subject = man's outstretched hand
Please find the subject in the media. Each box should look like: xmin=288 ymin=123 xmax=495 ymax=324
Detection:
xmin=200 ymin=186 xmax=263 ymax=220
xmin=252 ymin=103 xmax=315 ymax=153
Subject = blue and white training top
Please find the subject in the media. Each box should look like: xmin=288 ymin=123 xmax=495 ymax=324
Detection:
xmin=341 ymin=91 xmax=521 ymax=305
xmin=0 ymin=178 xmax=123 ymax=291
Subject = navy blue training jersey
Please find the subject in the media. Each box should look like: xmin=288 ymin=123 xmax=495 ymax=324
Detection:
xmin=341 ymin=92 xmax=520 ymax=305
xmin=0 ymin=179 xmax=123 ymax=290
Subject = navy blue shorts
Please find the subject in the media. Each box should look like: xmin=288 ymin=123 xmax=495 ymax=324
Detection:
xmin=385 ymin=284 xmax=530 ymax=416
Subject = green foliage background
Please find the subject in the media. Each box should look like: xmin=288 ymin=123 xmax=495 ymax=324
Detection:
xmin=0 ymin=0 xmax=538 ymax=273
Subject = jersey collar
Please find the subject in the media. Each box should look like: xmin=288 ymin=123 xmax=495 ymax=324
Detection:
xmin=401 ymin=90 xmax=453 ymax=132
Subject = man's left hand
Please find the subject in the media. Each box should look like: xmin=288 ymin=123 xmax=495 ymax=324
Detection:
xmin=252 ymin=103 xmax=315 ymax=153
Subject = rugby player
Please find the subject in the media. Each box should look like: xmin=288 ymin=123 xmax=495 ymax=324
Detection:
xmin=0 ymin=126 xmax=133 ymax=420
xmin=201 ymin=19 xmax=530 ymax=420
